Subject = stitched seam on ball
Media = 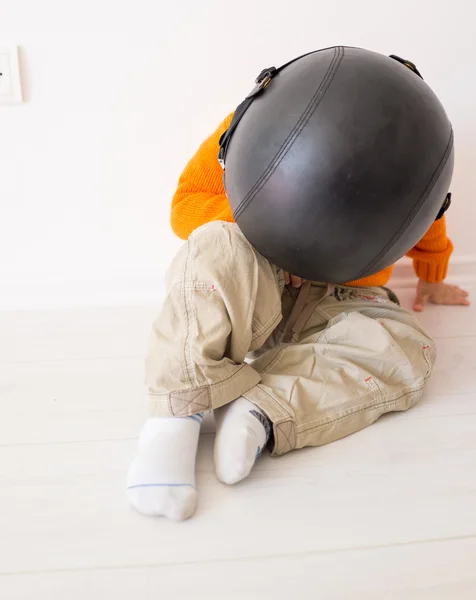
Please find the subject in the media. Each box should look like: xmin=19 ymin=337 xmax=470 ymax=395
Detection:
xmin=234 ymin=46 xmax=345 ymax=221
xmin=234 ymin=47 xmax=343 ymax=219
xmin=352 ymin=128 xmax=454 ymax=280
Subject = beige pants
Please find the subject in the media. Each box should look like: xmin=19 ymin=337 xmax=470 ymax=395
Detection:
xmin=146 ymin=222 xmax=436 ymax=456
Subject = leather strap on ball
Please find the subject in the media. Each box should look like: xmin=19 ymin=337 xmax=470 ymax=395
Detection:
xmin=435 ymin=193 xmax=452 ymax=220
xmin=389 ymin=54 xmax=424 ymax=79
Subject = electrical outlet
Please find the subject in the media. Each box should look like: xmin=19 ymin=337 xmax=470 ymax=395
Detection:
xmin=0 ymin=46 xmax=23 ymax=104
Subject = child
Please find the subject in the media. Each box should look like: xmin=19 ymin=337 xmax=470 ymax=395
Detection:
xmin=127 ymin=114 xmax=470 ymax=521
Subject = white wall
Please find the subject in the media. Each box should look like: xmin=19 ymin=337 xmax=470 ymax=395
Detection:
xmin=2 ymin=0 xmax=475 ymax=309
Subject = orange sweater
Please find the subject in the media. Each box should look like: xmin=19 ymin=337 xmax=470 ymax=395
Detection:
xmin=171 ymin=114 xmax=454 ymax=286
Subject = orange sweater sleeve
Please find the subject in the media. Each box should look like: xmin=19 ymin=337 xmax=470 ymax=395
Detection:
xmin=170 ymin=114 xmax=235 ymax=240
xmin=406 ymin=215 xmax=454 ymax=283
xmin=171 ymin=113 xmax=454 ymax=283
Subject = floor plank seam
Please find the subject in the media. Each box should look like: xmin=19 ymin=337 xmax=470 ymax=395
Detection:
xmin=2 ymin=533 xmax=476 ymax=578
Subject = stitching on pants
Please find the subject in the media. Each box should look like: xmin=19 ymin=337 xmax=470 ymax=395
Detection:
xmin=313 ymin=305 xmax=332 ymax=324
xmin=251 ymin=308 xmax=282 ymax=341
xmin=252 ymin=307 xmax=281 ymax=333
xmin=258 ymin=346 xmax=289 ymax=375
xmin=181 ymin=240 xmax=194 ymax=388
xmin=148 ymin=362 xmax=254 ymax=398
xmin=255 ymin=384 xmax=294 ymax=418
xmin=210 ymin=363 xmax=255 ymax=392
xmin=276 ymin=421 xmax=294 ymax=453
xmin=289 ymin=288 xmax=330 ymax=342
xmin=364 ymin=376 xmax=383 ymax=404
xmin=186 ymin=264 xmax=200 ymax=389
xmin=170 ymin=388 xmax=211 ymax=416
xmin=183 ymin=237 xmax=214 ymax=389
xmin=182 ymin=281 xmax=217 ymax=291
xmin=422 ymin=344 xmax=433 ymax=376
xmin=300 ymin=382 xmax=426 ymax=435
xmin=251 ymin=315 xmax=283 ymax=351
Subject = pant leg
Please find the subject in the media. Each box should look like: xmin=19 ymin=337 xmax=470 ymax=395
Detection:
xmin=145 ymin=221 xmax=290 ymax=423
xmin=244 ymin=285 xmax=436 ymax=456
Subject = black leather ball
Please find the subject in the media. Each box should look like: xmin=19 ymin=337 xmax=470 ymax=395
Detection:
xmin=222 ymin=46 xmax=454 ymax=282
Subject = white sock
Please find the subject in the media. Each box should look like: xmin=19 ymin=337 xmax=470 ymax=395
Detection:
xmin=214 ymin=397 xmax=271 ymax=485
xmin=127 ymin=413 xmax=203 ymax=521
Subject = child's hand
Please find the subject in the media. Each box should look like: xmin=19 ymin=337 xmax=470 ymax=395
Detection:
xmin=284 ymin=272 xmax=307 ymax=288
xmin=413 ymin=280 xmax=470 ymax=312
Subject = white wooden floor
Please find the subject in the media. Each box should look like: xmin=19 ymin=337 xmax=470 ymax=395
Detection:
xmin=2 ymin=286 xmax=476 ymax=599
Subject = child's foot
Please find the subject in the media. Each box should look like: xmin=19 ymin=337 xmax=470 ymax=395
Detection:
xmin=213 ymin=397 xmax=271 ymax=485
xmin=127 ymin=414 xmax=203 ymax=521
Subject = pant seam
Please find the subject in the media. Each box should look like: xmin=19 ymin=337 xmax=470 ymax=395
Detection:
xmin=422 ymin=344 xmax=433 ymax=376
xmin=256 ymin=346 xmax=289 ymax=375
xmin=181 ymin=239 xmax=195 ymax=388
xmin=251 ymin=313 xmax=284 ymax=351
xmin=298 ymin=381 xmax=427 ymax=435
xmin=251 ymin=309 xmax=283 ymax=342
xmin=211 ymin=364 xmax=258 ymax=392
xmin=147 ymin=362 xmax=258 ymax=398
xmin=288 ymin=286 xmax=332 ymax=342
xmin=255 ymin=384 xmax=294 ymax=419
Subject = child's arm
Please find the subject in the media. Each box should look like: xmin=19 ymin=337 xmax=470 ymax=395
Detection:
xmin=171 ymin=114 xmax=235 ymax=240
xmin=406 ymin=216 xmax=470 ymax=310
xmin=406 ymin=216 xmax=454 ymax=283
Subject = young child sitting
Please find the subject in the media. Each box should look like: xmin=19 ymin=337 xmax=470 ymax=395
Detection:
xmin=127 ymin=114 xmax=470 ymax=521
